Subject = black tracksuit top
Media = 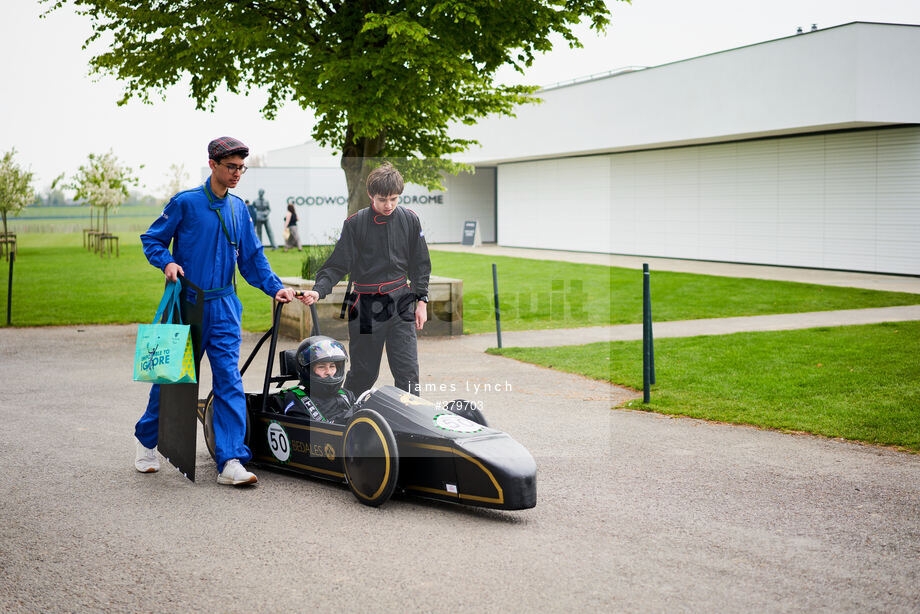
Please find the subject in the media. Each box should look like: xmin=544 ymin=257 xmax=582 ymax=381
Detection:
xmin=312 ymin=205 xmax=431 ymax=300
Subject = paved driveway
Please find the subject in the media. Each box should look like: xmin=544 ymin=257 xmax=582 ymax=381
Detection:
xmin=1 ymin=325 xmax=918 ymax=612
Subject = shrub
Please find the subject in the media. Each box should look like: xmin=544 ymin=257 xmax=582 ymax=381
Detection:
xmin=301 ymin=243 xmax=337 ymax=280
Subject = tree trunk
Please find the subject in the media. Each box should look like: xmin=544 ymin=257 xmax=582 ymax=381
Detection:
xmin=340 ymin=125 xmax=387 ymax=217
xmin=1 ymin=210 xmax=7 ymax=236
xmin=103 ymin=207 xmax=109 ymax=234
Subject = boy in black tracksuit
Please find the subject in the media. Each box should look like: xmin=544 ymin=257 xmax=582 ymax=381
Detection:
xmin=280 ymin=335 xmax=355 ymax=423
xmin=299 ymin=163 xmax=431 ymax=397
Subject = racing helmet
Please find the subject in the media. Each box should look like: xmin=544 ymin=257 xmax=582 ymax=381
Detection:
xmin=295 ymin=335 xmax=348 ymax=396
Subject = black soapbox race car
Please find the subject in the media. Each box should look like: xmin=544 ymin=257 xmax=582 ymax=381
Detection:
xmin=190 ymin=301 xmax=537 ymax=509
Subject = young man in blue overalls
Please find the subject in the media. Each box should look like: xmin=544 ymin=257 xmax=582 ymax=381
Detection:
xmin=133 ymin=137 xmax=304 ymax=486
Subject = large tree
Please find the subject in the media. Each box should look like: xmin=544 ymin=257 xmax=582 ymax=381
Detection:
xmin=46 ymin=0 xmax=615 ymax=214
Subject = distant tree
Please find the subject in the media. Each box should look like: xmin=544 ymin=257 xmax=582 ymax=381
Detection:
xmin=158 ymin=163 xmax=190 ymax=202
xmin=69 ymin=151 xmax=139 ymax=234
xmin=0 ymin=149 xmax=36 ymax=236
xmin=45 ymin=0 xmax=615 ymax=215
xmin=37 ymin=173 xmax=68 ymax=206
xmin=125 ymin=191 xmax=161 ymax=207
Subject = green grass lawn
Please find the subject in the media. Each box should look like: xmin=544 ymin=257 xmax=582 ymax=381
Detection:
xmin=488 ymin=322 xmax=920 ymax=451
xmin=431 ymin=251 xmax=920 ymax=334
xmin=10 ymin=205 xmax=162 ymax=219
xmin=430 ymin=252 xmax=611 ymax=333
xmin=7 ymin=205 xmax=164 ymax=234
xmin=0 ymin=234 xmax=307 ymax=331
xmin=2 ymin=234 xmax=918 ymax=333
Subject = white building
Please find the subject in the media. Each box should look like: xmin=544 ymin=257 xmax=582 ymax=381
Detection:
xmin=454 ymin=21 xmax=920 ymax=275
xmin=242 ymin=22 xmax=920 ymax=274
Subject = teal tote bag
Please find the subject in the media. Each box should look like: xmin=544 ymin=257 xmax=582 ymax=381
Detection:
xmin=133 ymin=281 xmax=197 ymax=384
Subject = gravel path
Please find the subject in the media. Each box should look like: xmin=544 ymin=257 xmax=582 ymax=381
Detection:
xmin=1 ymin=324 xmax=918 ymax=612
xmin=457 ymin=305 xmax=920 ymax=350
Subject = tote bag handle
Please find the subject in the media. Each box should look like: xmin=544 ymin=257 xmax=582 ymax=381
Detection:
xmin=152 ymin=280 xmax=184 ymax=325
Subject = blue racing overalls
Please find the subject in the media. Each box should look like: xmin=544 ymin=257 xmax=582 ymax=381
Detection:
xmin=134 ymin=180 xmax=283 ymax=472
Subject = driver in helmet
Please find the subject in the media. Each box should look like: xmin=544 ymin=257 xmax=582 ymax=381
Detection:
xmin=280 ymin=335 xmax=356 ymax=423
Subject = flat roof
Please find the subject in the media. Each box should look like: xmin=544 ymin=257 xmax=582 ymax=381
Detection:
xmin=454 ymin=22 xmax=920 ymax=165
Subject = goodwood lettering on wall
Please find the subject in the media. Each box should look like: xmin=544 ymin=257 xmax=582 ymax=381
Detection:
xmin=286 ymin=194 xmax=445 ymax=206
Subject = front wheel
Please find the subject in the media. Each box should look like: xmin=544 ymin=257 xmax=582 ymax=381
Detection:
xmin=343 ymin=409 xmax=399 ymax=507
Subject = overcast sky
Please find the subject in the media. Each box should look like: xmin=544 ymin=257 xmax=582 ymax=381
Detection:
xmin=3 ymin=0 xmax=920 ymax=196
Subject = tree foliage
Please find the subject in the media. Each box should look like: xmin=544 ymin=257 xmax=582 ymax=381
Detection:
xmin=69 ymin=151 xmax=139 ymax=233
xmin=0 ymin=149 xmax=36 ymax=236
xmin=46 ymin=0 xmax=615 ymax=214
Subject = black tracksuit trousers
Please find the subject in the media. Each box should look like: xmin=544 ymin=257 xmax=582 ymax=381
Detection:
xmin=344 ymin=289 xmax=420 ymax=397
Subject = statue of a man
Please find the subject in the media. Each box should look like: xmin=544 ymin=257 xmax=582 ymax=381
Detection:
xmin=252 ymin=189 xmax=277 ymax=250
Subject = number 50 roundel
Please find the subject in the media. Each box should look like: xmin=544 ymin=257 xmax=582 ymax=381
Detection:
xmin=267 ymin=421 xmax=291 ymax=463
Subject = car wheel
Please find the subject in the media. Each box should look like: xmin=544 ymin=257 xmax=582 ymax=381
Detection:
xmin=444 ymin=399 xmax=489 ymax=427
xmin=203 ymin=392 xmax=250 ymax=462
xmin=343 ymin=409 xmax=399 ymax=507
xmin=203 ymin=393 xmax=217 ymax=461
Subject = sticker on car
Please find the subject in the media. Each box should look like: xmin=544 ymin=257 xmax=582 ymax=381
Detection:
xmin=433 ymin=413 xmax=483 ymax=434
xmin=267 ymin=421 xmax=291 ymax=462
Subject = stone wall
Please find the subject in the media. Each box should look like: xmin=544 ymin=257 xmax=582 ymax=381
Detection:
xmin=277 ymin=275 xmax=463 ymax=341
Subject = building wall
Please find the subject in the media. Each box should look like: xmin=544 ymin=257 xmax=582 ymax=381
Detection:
xmin=441 ymin=167 xmax=496 ymax=243
xmin=497 ymin=126 xmax=920 ymax=274
xmin=497 ymin=156 xmax=611 ymax=253
xmin=213 ymin=166 xmax=496 ymax=246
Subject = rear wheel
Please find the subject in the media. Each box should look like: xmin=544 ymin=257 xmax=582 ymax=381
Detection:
xmin=202 ymin=392 xmax=251 ymax=462
xmin=343 ymin=409 xmax=399 ymax=507
xmin=203 ymin=393 xmax=217 ymax=461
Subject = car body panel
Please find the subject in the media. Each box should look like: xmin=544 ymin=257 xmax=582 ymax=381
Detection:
xmin=201 ymin=385 xmax=537 ymax=510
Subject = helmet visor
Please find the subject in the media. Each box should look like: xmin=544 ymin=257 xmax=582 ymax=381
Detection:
xmin=308 ymin=338 xmax=347 ymax=365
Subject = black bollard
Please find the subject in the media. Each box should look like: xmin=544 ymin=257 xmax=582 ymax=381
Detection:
xmin=6 ymin=251 xmax=13 ymax=326
xmin=492 ymin=263 xmax=502 ymax=349
xmin=647 ymin=271 xmax=655 ymax=386
xmin=642 ymin=263 xmax=655 ymax=402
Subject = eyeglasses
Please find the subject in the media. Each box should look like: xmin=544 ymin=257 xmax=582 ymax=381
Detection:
xmin=219 ymin=162 xmax=248 ymax=174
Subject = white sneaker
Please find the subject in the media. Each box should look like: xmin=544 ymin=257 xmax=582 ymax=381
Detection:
xmin=134 ymin=439 xmax=160 ymax=473
xmin=217 ymin=459 xmax=258 ymax=486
